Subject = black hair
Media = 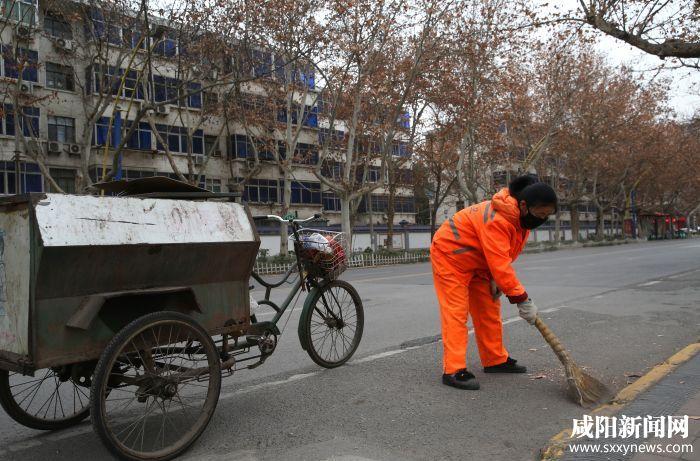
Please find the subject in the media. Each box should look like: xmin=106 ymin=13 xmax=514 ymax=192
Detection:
xmin=508 ymin=174 xmax=558 ymax=210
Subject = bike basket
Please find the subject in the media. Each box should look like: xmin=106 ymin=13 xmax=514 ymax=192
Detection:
xmin=292 ymin=229 xmax=348 ymax=279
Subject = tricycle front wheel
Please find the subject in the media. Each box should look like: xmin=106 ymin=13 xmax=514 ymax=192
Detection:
xmin=90 ymin=311 xmax=221 ymax=461
xmin=300 ymin=280 xmax=364 ymax=368
xmin=0 ymin=368 xmax=91 ymax=430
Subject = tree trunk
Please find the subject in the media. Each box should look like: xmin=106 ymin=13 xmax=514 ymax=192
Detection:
xmin=570 ymin=200 xmax=581 ymax=242
xmin=341 ymin=194 xmax=352 ymax=251
xmin=430 ymin=195 xmax=440 ymax=240
xmin=595 ymin=205 xmax=605 ymax=241
xmin=386 ymin=185 xmax=396 ymax=250
xmin=554 ymin=209 xmax=561 ymax=242
xmin=279 ymin=173 xmax=292 ymax=255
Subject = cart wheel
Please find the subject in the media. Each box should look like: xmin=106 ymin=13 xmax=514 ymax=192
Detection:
xmin=90 ymin=311 xmax=221 ymax=461
xmin=0 ymin=368 xmax=90 ymax=430
xmin=300 ymin=280 xmax=364 ymax=368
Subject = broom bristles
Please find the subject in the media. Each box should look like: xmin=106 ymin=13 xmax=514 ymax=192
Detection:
xmin=565 ymin=362 xmax=612 ymax=407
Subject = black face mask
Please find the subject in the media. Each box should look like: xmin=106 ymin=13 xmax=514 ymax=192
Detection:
xmin=520 ymin=211 xmax=548 ymax=229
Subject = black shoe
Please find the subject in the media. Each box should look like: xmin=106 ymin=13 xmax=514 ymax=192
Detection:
xmin=442 ymin=369 xmax=480 ymax=390
xmin=483 ymin=357 xmax=527 ymax=374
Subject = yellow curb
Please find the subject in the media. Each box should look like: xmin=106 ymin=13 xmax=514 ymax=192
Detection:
xmin=540 ymin=342 xmax=700 ymax=460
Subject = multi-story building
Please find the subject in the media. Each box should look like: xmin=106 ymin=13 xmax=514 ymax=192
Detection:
xmin=0 ymin=0 xmax=417 ymax=230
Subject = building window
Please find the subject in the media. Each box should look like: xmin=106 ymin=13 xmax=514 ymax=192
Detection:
xmin=358 ymin=195 xmax=415 ymax=214
xmin=229 ymin=134 xmax=274 ymax=160
xmin=0 ymin=161 xmax=43 ymax=194
xmin=289 ymin=181 xmax=321 ymax=205
xmin=392 ymin=142 xmax=410 ymax=158
xmin=187 ymin=82 xmax=202 ymax=108
xmin=153 ymin=30 xmax=177 ymax=57
xmin=48 ymin=116 xmax=75 ymax=143
xmin=250 ymin=49 xmax=272 ymax=77
xmin=205 ymin=178 xmax=221 ymax=193
xmin=90 ymin=65 xmax=143 ymax=99
xmin=2 ymin=0 xmax=36 ymax=25
xmin=0 ymin=105 xmax=37 ymax=137
xmin=321 ymin=161 xmax=343 ymax=180
xmin=155 ymin=125 xmax=203 ymax=154
xmin=43 ymin=11 xmax=72 ymax=39
xmin=1 ymin=46 xmax=38 ymax=82
xmin=203 ymin=91 xmax=218 ymax=109
xmin=47 ymin=168 xmax=76 ymax=193
xmin=45 ymin=62 xmax=74 ymax=91
xmin=322 ymin=191 xmax=341 ymax=211
xmin=292 ymin=142 xmax=319 ymax=165
xmin=0 ymin=104 xmax=15 ymax=136
xmin=13 ymin=106 xmax=39 ymax=137
xmin=88 ymin=8 xmax=121 ymax=45
xmin=395 ymin=196 xmax=416 ymax=213
xmin=244 ymin=178 xmax=279 ymax=203
xmin=204 ymin=135 xmax=218 ymax=156
xmin=126 ymin=122 xmax=152 ymax=150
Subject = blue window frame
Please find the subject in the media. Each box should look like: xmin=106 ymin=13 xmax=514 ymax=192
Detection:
xmin=188 ymin=82 xmax=202 ymax=108
xmin=229 ymin=134 xmax=276 ymax=160
xmin=292 ymin=143 xmax=319 ymax=165
xmin=2 ymin=46 xmax=38 ymax=82
xmin=0 ymin=161 xmax=43 ymax=194
xmin=252 ymin=50 xmax=272 ymax=77
xmin=88 ymin=8 xmax=121 ymax=45
xmin=12 ymin=106 xmax=39 ymax=137
xmin=154 ymin=31 xmax=177 ymax=57
xmin=155 ymin=125 xmax=203 ymax=154
xmin=244 ymin=178 xmax=279 ymax=203
xmin=153 ymin=75 xmax=179 ymax=103
xmin=322 ymin=191 xmax=341 ymax=211
xmin=126 ymin=122 xmax=152 ymax=150
xmin=289 ymin=181 xmax=321 ymax=204
xmin=0 ymin=104 xmax=15 ymax=136
xmin=392 ymin=142 xmax=410 ymax=157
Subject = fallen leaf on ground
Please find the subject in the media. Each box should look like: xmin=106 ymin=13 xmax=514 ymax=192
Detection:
xmin=624 ymin=372 xmax=642 ymax=378
xmin=529 ymin=348 xmax=538 ymax=351
xmin=530 ymin=374 xmax=547 ymax=380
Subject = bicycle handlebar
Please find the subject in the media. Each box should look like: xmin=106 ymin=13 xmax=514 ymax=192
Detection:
xmin=252 ymin=213 xmax=322 ymax=224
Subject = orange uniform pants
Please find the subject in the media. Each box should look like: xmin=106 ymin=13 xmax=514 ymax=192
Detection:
xmin=433 ymin=265 xmax=509 ymax=374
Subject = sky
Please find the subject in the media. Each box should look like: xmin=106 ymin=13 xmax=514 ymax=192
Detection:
xmin=547 ymin=0 xmax=700 ymax=120
xmin=599 ymin=34 xmax=699 ymax=120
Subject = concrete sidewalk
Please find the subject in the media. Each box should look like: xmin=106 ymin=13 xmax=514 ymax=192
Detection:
xmin=555 ymin=346 xmax=700 ymax=461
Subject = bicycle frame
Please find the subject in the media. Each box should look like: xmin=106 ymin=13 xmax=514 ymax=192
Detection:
xmin=250 ymin=265 xmax=304 ymax=325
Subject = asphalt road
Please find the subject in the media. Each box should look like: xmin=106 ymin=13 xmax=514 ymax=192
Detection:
xmin=1 ymin=239 xmax=699 ymax=460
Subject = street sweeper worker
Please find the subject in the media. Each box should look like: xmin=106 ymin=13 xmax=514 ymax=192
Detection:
xmin=431 ymin=175 xmax=558 ymax=390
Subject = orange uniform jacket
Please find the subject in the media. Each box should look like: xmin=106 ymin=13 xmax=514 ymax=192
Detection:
xmin=432 ymin=188 xmax=530 ymax=303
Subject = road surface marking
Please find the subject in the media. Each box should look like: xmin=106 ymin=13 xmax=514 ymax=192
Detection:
xmin=639 ymin=280 xmax=661 ymax=286
xmin=0 ymin=307 xmax=562 ymax=454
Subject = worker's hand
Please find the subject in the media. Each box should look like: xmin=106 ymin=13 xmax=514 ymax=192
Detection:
xmin=489 ymin=279 xmax=502 ymax=300
xmin=517 ymin=299 xmax=538 ymax=324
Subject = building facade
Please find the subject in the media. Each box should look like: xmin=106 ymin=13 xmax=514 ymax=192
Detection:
xmin=0 ymin=0 xmax=417 ymax=229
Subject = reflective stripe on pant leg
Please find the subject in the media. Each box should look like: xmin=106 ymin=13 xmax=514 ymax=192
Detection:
xmin=468 ymin=276 xmax=508 ymax=367
xmin=432 ymin=266 xmax=471 ymax=374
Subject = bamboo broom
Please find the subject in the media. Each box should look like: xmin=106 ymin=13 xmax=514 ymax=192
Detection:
xmin=533 ymin=316 xmax=612 ymax=407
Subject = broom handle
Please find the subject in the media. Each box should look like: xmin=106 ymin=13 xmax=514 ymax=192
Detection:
xmin=533 ymin=316 xmax=572 ymax=366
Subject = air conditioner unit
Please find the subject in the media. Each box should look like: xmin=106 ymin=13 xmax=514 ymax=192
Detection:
xmin=54 ymin=38 xmax=74 ymax=51
xmin=47 ymin=141 xmax=62 ymax=155
xmin=193 ymin=155 xmax=204 ymax=165
xmin=155 ymin=105 xmax=169 ymax=116
xmin=245 ymin=159 xmax=256 ymax=169
xmin=19 ymin=82 xmax=34 ymax=94
xmin=213 ymin=149 xmax=222 ymax=158
xmin=65 ymin=143 xmax=81 ymax=156
xmin=15 ymin=26 xmax=32 ymax=40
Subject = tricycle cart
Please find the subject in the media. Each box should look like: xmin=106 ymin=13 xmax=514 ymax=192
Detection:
xmin=0 ymin=180 xmax=363 ymax=460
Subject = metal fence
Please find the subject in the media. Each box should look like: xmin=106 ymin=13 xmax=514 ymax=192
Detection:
xmin=253 ymin=252 xmax=431 ymax=275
